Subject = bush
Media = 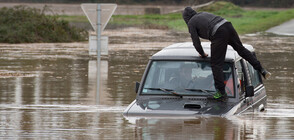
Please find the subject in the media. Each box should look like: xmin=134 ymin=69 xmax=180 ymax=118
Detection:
xmin=197 ymin=1 xmax=244 ymax=17
xmin=0 ymin=6 xmax=87 ymax=43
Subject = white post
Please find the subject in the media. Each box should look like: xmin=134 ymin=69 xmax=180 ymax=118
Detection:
xmin=96 ymin=4 xmax=101 ymax=104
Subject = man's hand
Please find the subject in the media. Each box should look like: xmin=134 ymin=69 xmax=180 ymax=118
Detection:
xmin=200 ymin=53 xmax=208 ymax=58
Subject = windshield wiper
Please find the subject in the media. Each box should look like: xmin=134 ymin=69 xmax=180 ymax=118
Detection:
xmin=185 ymin=88 xmax=215 ymax=96
xmin=145 ymin=88 xmax=183 ymax=98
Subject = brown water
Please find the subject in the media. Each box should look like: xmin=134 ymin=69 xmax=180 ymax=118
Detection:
xmin=0 ymin=29 xmax=293 ymax=139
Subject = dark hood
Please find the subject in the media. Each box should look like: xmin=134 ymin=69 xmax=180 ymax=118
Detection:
xmin=182 ymin=7 xmax=197 ymax=24
xmin=124 ymin=98 xmax=236 ymax=117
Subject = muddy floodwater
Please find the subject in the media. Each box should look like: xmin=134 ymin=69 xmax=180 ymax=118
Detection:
xmin=0 ymin=28 xmax=293 ymax=139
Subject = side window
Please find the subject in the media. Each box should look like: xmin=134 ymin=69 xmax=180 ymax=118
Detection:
xmin=236 ymin=60 xmax=244 ymax=94
xmin=223 ymin=63 xmax=235 ymax=97
xmin=247 ymin=62 xmax=262 ymax=88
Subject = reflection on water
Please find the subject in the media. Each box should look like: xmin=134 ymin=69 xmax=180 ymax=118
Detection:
xmin=126 ymin=117 xmax=238 ymax=139
xmin=0 ymin=33 xmax=293 ymax=139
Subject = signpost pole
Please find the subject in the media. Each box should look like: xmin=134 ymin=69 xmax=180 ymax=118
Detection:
xmin=81 ymin=3 xmax=117 ymax=104
xmin=96 ymin=4 xmax=101 ymax=103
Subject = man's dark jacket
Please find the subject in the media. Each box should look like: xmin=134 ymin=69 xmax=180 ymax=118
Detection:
xmin=182 ymin=7 xmax=224 ymax=56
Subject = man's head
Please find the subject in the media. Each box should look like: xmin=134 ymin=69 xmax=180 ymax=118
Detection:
xmin=182 ymin=7 xmax=197 ymax=24
xmin=180 ymin=65 xmax=192 ymax=80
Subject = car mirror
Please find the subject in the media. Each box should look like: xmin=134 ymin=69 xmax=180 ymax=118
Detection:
xmin=245 ymin=85 xmax=254 ymax=97
xmin=135 ymin=82 xmax=140 ymax=93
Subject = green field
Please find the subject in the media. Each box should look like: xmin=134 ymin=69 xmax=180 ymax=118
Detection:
xmin=59 ymin=1 xmax=294 ymax=34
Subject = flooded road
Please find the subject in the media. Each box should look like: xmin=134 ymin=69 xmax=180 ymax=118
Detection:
xmin=0 ymin=28 xmax=293 ymax=139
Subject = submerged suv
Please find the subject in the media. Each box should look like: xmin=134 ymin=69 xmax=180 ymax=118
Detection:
xmin=123 ymin=42 xmax=267 ymax=117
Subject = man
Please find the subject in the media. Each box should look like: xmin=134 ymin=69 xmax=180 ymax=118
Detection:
xmin=169 ymin=64 xmax=193 ymax=90
xmin=179 ymin=66 xmax=193 ymax=88
xmin=182 ymin=7 xmax=271 ymax=101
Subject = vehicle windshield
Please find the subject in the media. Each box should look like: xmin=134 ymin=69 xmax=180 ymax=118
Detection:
xmin=142 ymin=61 xmax=235 ymax=97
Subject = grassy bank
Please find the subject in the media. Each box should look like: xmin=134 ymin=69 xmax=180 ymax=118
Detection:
xmin=226 ymin=9 xmax=294 ymax=34
xmin=60 ymin=2 xmax=294 ymax=35
xmin=2 ymin=1 xmax=292 ymax=43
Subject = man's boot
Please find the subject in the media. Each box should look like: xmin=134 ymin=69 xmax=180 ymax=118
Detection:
xmin=213 ymin=91 xmax=228 ymax=102
xmin=260 ymin=68 xmax=271 ymax=79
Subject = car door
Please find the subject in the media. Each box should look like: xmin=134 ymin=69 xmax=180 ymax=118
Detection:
xmin=245 ymin=60 xmax=267 ymax=109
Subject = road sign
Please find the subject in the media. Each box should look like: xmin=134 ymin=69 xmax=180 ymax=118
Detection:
xmin=81 ymin=3 xmax=117 ymax=31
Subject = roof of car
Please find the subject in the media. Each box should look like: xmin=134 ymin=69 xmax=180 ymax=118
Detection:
xmin=151 ymin=42 xmax=254 ymax=61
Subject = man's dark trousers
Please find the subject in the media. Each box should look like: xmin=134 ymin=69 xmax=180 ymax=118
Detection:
xmin=210 ymin=22 xmax=263 ymax=94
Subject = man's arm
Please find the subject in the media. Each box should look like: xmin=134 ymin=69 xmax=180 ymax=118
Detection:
xmin=189 ymin=26 xmax=206 ymax=57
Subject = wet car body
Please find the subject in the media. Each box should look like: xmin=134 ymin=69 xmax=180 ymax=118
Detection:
xmin=123 ymin=42 xmax=267 ymax=117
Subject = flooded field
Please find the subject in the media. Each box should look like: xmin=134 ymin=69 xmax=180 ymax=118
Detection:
xmin=0 ymin=28 xmax=293 ymax=139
